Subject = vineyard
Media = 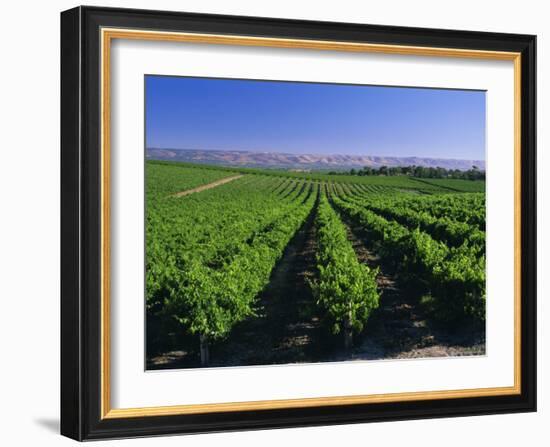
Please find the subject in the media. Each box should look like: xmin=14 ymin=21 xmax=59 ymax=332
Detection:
xmin=146 ymin=161 xmax=486 ymax=369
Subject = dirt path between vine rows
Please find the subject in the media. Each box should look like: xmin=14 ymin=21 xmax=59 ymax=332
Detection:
xmin=147 ymin=201 xmax=323 ymax=369
xmin=332 ymin=212 xmax=485 ymax=361
xmin=206 ymin=203 xmax=323 ymax=367
xmin=171 ymin=174 xmax=243 ymax=198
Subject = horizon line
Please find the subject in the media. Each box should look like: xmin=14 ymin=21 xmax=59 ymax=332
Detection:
xmin=146 ymin=147 xmax=486 ymax=163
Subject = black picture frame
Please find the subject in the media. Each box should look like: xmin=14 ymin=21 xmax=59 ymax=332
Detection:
xmin=61 ymin=5 xmax=536 ymax=441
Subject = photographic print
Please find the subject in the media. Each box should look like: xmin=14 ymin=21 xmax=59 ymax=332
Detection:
xmin=61 ymin=8 xmax=536 ymax=439
xmin=145 ymin=76 xmax=487 ymax=370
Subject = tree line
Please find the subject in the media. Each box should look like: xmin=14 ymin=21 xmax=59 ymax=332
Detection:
xmin=327 ymin=165 xmax=485 ymax=180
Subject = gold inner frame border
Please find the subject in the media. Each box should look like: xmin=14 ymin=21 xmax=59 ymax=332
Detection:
xmin=100 ymin=27 xmax=522 ymax=419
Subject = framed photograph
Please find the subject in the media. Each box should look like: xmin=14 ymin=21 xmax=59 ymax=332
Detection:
xmin=60 ymin=6 xmax=536 ymax=441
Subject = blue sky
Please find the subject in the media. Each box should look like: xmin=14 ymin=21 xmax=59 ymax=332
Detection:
xmin=145 ymin=75 xmax=486 ymax=160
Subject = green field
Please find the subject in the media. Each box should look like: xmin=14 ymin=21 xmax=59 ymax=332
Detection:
xmin=146 ymin=162 xmax=236 ymax=197
xmin=146 ymin=161 xmax=486 ymax=368
xmin=410 ymin=177 xmax=486 ymax=192
xmin=147 ymin=160 xmax=458 ymax=192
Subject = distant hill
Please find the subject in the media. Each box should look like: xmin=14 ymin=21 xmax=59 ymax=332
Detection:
xmin=146 ymin=148 xmax=485 ymax=172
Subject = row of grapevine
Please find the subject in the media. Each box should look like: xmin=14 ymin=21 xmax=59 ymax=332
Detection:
xmin=340 ymin=183 xmax=485 ymax=252
xmin=147 ymin=176 xmax=307 ymax=273
xmin=309 ymin=188 xmax=380 ymax=348
xmin=330 ymin=191 xmax=485 ymax=323
xmin=147 ymin=172 xmax=318 ymax=364
xmin=354 ymin=183 xmax=486 ymax=230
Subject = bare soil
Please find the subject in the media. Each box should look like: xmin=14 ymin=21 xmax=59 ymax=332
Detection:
xmin=171 ymin=175 xmax=243 ymax=198
xmin=331 ymin=214 xmax=485 ymax=361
